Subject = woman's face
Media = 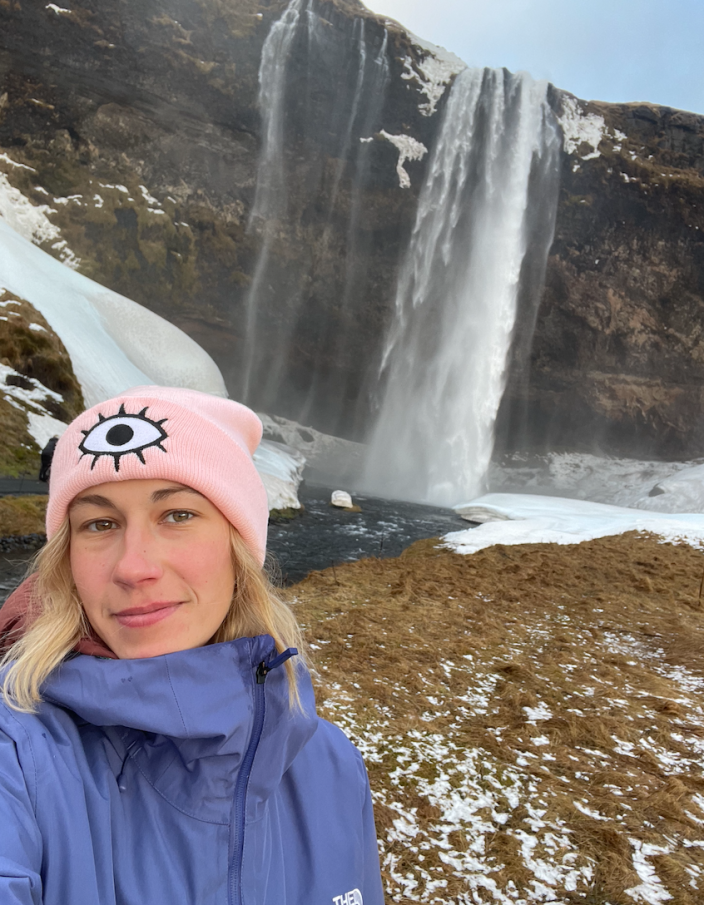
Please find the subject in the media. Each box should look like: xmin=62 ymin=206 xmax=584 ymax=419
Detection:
xmin=68 ymin=479 xmax=235 ymax=659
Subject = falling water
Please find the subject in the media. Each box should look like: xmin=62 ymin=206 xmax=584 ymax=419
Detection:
xmin=241 ymin=0 xmax=304 ymax=401
xmin=242 ymin=0 xmax=389 ymax=417
xmin=364 ymin=67 xmax=561 ymax=507
xmin=248 ymin=0 xmax=304 ymax=225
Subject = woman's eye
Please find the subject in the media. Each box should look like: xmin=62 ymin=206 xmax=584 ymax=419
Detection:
xmin=88 ymin=519 xmax=115 ymax=532
xmin=165 ymin=511 xmax=194 ymax=524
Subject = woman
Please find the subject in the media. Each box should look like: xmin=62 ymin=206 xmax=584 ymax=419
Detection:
xmin=0 ymin=386 xmax=383 ymax=905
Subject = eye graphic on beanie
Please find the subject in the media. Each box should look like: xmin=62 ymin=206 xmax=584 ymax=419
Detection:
xmin=79 ymin=405 xmax=168 ymax=471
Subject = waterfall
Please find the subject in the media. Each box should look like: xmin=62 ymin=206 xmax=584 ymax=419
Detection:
xmin=241 ymin=0 xmax=305 ymax=402
xmin=249 ymin=0 xmax=304 ymax=225
xmin=241 ymin=0 xmax=389 ymax=421
xmin=364 ymin=67 xmax=561 ymax=507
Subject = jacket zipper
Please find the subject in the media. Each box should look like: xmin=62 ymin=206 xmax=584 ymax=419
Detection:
xmin=228 ymin=647 xmax=298 ymax=905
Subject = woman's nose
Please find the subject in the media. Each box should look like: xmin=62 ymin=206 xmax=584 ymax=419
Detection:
xmin=112 ymin=526 xmax=164 ymax=587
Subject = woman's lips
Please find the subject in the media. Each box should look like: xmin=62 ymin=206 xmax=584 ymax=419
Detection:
xmin=114 ymin=602 xmax=182 ymax=628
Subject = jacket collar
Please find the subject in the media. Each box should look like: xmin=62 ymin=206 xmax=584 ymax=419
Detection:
xmin=41 ymin=636 xmax=318 ymax=819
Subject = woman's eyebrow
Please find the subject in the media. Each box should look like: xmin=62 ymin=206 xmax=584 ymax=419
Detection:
xmin=69 ymin=494 xmax=117 ymax=511
xmin=151 ymin=486 xmax=204 ymax=503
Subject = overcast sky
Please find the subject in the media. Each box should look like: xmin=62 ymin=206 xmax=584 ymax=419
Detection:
xmin=365 ymin=0 xmax=703 ymax=115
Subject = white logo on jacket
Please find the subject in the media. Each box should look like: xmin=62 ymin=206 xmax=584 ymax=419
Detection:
xmin=332 ymin=890 xmax=363 ymax=905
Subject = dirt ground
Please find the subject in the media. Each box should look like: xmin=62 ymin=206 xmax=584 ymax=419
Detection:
xmin=287 ymin=532 xmax=704 ymax=904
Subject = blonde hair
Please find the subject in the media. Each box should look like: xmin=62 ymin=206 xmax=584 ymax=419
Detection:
xmin=1 ymin=521 xmax=305 ymax=713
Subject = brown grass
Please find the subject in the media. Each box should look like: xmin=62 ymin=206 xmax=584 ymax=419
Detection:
xmin=287 ymin=532 xmax=704 ymax=903
xmin=0 ymin=495 xmax=47 ymax=536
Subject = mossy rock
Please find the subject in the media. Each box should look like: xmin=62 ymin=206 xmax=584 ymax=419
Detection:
xmin=269 ymin=505 xmax=305 ymax=523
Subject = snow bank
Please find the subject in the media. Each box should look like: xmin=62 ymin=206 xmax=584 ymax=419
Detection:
xmin=0 ymin=219 xmax=227 ymax=406
xmin=633 ymin=463 xmax=704 ymax=514
xmin=445 ymin=493 xmax=704 ymax=555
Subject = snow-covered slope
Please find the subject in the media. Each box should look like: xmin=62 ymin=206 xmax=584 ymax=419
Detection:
xmin=0 ymin=206 xmax=305 ymax=510
xmin=632 ymin=463 xmax=704 ymax=513
xmin=446 ymin=493 xmax=704 ymax=554
xmin=0 ymin=219 xmax=226 ymax=406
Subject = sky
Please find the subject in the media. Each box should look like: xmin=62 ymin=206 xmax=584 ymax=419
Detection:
xmin=365 ymin=0 xmax=704 ymax=115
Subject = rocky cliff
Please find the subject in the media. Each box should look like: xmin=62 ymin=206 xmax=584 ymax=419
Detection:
xmin=1 ymin=0 xmax=703 ymax=461
xmin=497 ymin=94 xmax=704 ymax=459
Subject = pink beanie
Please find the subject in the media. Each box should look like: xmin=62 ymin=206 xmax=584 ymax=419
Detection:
xmin=46 ymin=386 xmax=269 ymax=565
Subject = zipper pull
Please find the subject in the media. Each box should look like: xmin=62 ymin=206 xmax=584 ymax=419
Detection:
xmin=256 ymin=647 xmax=298 ymax=684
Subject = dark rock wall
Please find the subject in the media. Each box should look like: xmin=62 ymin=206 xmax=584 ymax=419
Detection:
xmin=497 ymin=96 xmax=704 ymax=459
xmin=2 ymin=0 xmax=704 ymax=459
xmin=0 ymin=0 xmax=434 ymax=440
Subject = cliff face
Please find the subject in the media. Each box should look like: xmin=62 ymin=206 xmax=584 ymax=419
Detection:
xmin=497 ymin=95 xmax=704 ymax=459
xmin=1 ymin=0 xmax=704 ymax=460
xmin=0 ymin=0 xmax=435 ymax=439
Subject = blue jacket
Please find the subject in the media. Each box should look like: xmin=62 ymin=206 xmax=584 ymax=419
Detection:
xmin=0 ymin=636 xmax=384 ymax=904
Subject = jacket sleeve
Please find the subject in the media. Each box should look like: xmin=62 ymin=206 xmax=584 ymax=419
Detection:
xmin=0 ymin=726 xmax=44 ymax=904
xmin=356 ymin=753 xmax=385 ymax=905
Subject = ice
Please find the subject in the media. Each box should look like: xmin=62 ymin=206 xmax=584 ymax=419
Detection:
xmin=446 ymin=493 xmax=704 ymax=554
xmin=253 ymin=440 xmax=304 ymax=511
xmin=0 ymin=219 xmax=227 ymax=407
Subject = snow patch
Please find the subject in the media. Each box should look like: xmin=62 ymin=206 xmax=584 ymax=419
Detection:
xmin=446 ymin=493 xmax=704 ymax=554
xmin=379 ymin=130 xmax=427 ymax=189
xmin=25 ymin=409 xmax=67 ymax=450
xmin=0 ymin=174 xmax=79 ymax=267
xmin=139 ymin=185 xmax=160 ymax=206
xmin=45 ymin=3 xmax=72 ymax=13
xmin=402 ymin=33 xmax=466 ymax=116
xmin=0 ymin=363 xmax=66 ymax=449
xmin=558 ymin=96 xmax=605 ymax=160
xmin=625 ymin=839 xmax=673 ymax=903
xmin=0 ymin=154 xmax=35 ymax=172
